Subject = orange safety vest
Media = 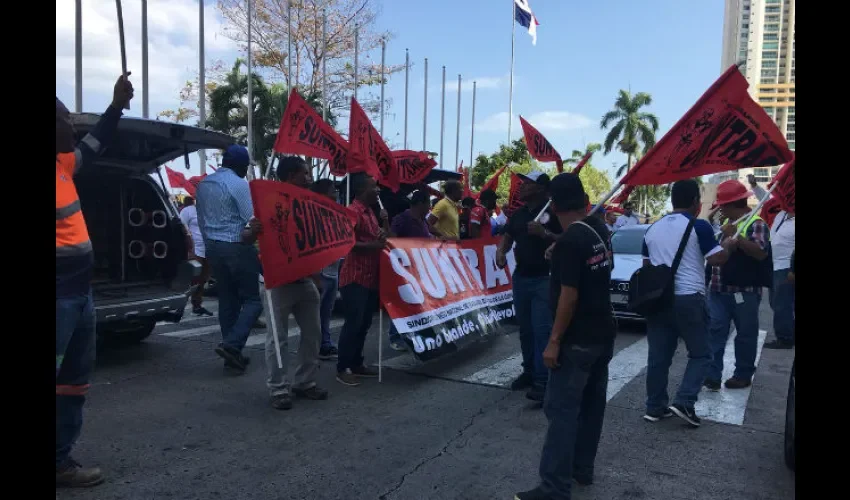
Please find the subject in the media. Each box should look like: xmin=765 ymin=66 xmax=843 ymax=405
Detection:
xmin=56 ymin=152 xmax=92 ymax=257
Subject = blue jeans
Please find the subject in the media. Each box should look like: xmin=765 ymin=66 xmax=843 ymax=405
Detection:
xmin=337 ymin=284 xmax=379 ymax=373
xmin=770 ymin=269 xmax=795 ymax=344
xmin=645 ymin=293 xmax=711 ymax=411
xmin=538 ymin=342 xmax=613 ymax=500
xmin=56 ymin=290 xmax=96 ymax=467
xmin=707 ymin=291 xmax=761 ymax=382
xmin=205 ymin=240 xmax=263 ymax=353
xmin=319 ymin=275 xmax=339 ymax=349
xmin=512 ymin=274 xmax=553 ymax=389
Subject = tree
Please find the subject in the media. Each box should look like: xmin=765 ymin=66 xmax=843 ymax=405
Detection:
xmin=600 ymin=90 xmax=660 ymax=174
xmin=562 ymin=142 xmax=602 ymax=169
xmin=469 ymin=139 xmax=531 ymax=190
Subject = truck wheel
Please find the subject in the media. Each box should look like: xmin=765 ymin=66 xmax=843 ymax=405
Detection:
xmin=100 ymin=320 xmax=156 ymax=347
xmin=784 ymin=361 xmax=795 ymax=471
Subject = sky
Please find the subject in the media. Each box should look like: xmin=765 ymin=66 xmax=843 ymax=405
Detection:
xmin=55 ymin=0 xmax=725 ymax=184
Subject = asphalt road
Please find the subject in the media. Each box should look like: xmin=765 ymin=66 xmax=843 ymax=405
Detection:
xmin=58 ymin=297 xmax=795 ymax=500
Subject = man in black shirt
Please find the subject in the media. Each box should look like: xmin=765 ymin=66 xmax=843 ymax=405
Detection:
xmin=515 ymin=173 xmax=615 ymax=500
xmin=496 ymin=171 xmax=562 ymax=402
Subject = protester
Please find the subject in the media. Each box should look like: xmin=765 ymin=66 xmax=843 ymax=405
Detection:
xmin=242 ymin=157 xmax=329 ymax=409
xmin=179 ymin=196 xmax=213 ymax=317
xmin=747 ymin=174 xmax=770 ymax=202
xmin=514 ymin=173 xmax=614 ymax=500
xmin=428 ymin=180 xmax=463 ymax=239
xmin=613 ymin=201 xmax=640 ymax=229
xmin=641 ymin=180 xmax=731 ymax=427
xmin=336 ymin=173 xmax=388 ymax=386
xmin=56 ymin=74 xmax=133 ymax=488
xmin=196 ymin=145 xmax=262 ymax=373
xmin=469 ymin=189 xmax=497 ymax=238
xmin=764 ymin=206 xmax=795 ymax=349
xmin=705 ymin=180 xmax=771 ymax=391
xmin=311 ymin=179 xmax=342 ymax=360
xmin=496 ymin=171 xmax=561 ymax=402
xmin=604 ymin=211 xmax=617 ymax=233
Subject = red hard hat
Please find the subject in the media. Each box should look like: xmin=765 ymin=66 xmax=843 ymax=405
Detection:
xmin=711 ymin=180 xmax=752 ymax=209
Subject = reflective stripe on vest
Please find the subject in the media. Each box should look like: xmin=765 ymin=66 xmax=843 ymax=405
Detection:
xmin=56 ymin=152 xmax=91 ymax=257
xmin=722 ymin=215 xmax=764 ymax=238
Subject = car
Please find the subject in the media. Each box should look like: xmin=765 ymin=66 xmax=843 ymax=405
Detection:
xmin=609 ymin=224 xmax=651 ymax=322
xmin=784 ymin=358 xmax=795 ymax=471
xmin=72 ymin=113 xmax=235 ymax=345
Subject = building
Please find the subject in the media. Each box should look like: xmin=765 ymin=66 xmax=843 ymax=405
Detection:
xmin=714 ymin=0 xmax=795 ymax=187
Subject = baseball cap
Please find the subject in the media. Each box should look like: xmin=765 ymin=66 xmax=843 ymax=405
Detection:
xmin=517 ymin=170 xmax=551 ymax=187
xmin=549 ymin=173 xmax=586 ymax=212
xmin=221 ymin=145 xmax=250 ymax=169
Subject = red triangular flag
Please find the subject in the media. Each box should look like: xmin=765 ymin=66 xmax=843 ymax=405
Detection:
xmin=349 ymin=97 xmax=400 ymax=192
xmin=768 ymin=159 xmax=795 ymax=213
xmin=393 ymin=150 xmax=437 ymax=184
xmin=520 ymin=116 xmax=563 ymax=172
xmin=475 ymin=165 xmax=507 ymax=200
xmin=570 ymin=151 xmax=593 ymax=175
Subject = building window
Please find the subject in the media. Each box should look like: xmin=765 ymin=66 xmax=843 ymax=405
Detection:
xmin=763 ymin=107 xmax=775 ymax=114
xmin=788 ymin=141 xmax=795 ymax=150
xmin=766 ymin=0 xmax=780 ymax=3
xmin=765 ymin=15 xmax=781 ymax=23
xmin=765 ymin=6 xmax=781 ymax=14
xmin=761 ymin=78 xmax=776 ymax=84
xmin=763 ymin=42 xmax=779 ymax=50
xmin=764 ymin=33 xmax=779 ymax=41
xmin=786 ymin=133 xmax=795 ymax=141
xmin=765 ymin=24 xmax=780 ymax=31
xmin=761 ymin=70 xmax=776 ymax=78
xmin=762 ymin=50 xmax=778 ymax=59
xmin=787 ymin=124 xmax=795 ymax=132
xmin=761 ymin=60 xmax=777 ymax=68
xmin=759 ymin=97 xmax=774 ymax=103
xmin=760 ymin=88 xmax=776 ymax=93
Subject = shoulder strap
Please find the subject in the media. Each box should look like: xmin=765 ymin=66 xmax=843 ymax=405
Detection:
xmin=572 ymin=221 xmax=610 ymax=267
xmin=671 ymin=215 xmax=697 ymax=275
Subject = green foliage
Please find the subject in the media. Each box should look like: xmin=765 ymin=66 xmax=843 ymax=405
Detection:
xmin=600 ymin=90 xmax=660 ymax=173
xmin=469 ymin=139 xmax=531 ymax=190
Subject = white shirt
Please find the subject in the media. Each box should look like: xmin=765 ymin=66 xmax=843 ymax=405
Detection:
xmin=642 ymin=213 xmax=722 ymax=296
xmin=179 ymin=205 xmax=205 ymax=258
xmin=769 ymin=211 xmax=795 ymax=270
xmin=614 ymin=213 xmax=640 ymax=230
xmin=495 ymin=212 xmax=508 ymax=226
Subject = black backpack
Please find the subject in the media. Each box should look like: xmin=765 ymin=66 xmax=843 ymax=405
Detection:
xmin=627 ymin=216 xmax=696 ymax=316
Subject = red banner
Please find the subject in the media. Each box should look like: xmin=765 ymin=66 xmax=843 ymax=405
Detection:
xmin=393 ymin=150 xmax=437 ymax=185
xmin=571 ymin=151 xmax=593 ymax=175
xmin=380 ymin=236 xmax=517 ymax=361
xmin=165 ymin=166 xmax=195 ymax=195
xmin=621 ymin=65 xmax=794 ymax=186
xmin=186 ymin=174 xmax=207 ymax=196
xmin=475 ymin=165 xmax=507 ymax=200
xmin=768 ymin=160 xmax=795 ymax=213
xmin=760 ymin=197 xmax=783 ymax=228
xmin=273 ymin=89 xmax=350 ymax=176
xmin=249 ymin=180 xmax=357 ymax=289
xmin=520 ymin=116 xmax=563 ymax=172
xmin=506 ymin=173 xmax=526 ymax=217
xmin=349 ymin=97 xmax=401 ymax=192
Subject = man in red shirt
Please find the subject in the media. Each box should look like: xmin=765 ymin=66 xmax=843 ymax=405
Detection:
xmin=469 ymin=189 xmax=498 ymax=238
xmin=336 ymin=173 xmax=390 ymax=386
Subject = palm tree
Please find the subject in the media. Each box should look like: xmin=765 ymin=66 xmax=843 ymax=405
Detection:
xmin=562 ymin=142 xmax=602 ymax=169
xmin=600 ymin=90 xmax=660 ymax=174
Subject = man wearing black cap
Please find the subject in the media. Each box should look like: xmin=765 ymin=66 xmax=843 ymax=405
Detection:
xmin=515 ymin=173 xmax=615 ymax=500
xmin=496 ymin=170 xmax=561 ymax=402
xmin=196 ymin=145 xmax=263 ymax=374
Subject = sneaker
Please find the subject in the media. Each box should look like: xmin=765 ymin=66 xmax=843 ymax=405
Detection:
xmin=389 ymin=339 xmax=407 ymax=351
xmin=56 ymin=458 xmax=104 ymax=488
xmin=253 ymin=318 xmax=267 ymax=329
xmin=703 ymin=379 xmax=721 ymax=392
xmin=270 ymin=393 xmax=293 ymax=410
xmin=336 ymin=369 xmax=361 ymax=386
xmin=669 ymin=403 xmax=701 ymax=427
xmin=215 ymin=345 xmax=246 ymax=372
xmin=526 ymin=386 xmax=545 ymax=402
xmin=573 ymin=474 xmax=593 ymax=486
xmin=510 ymin=371 xmax=533 ymax=391
xmin=193 ymin=306 xmax=214 ymax=317
xmin=643 ymin=408 xmax=674 ymax=422
xmin=293 ymin=385 xmax=329 ymax=400
xmin=514 ymin=486 xmax=551 ymax=500
xmin=352 ymin=365 xmax=379 ymax=378
xmin=724 ymin=377 xmax=752 ymax=389
xmin=318 ymin=346 xmax=339 ymax=360
xmin=764 ymin=339 xmax=794 ymax=350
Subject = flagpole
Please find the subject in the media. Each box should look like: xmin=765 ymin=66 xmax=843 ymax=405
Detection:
xmin=455 ymin=74 xmax=462 ymax=170
xmin=287 ymin=0 xmax=292 ymax=89
xmin=423 ymin=58 xmax=428 ymax=150
xmin=380 ymin=39 xmax=386 ymax=135
xmin=246 ymin=0 xmax=254 ymax=179
xmin=403 ymin=49 xmax=409 ymax=149
xmin=198 ymin=0 xmax=206 ymax=174
xmin=508 ymin=0 xmax=516 ymax=144
xmin=141 ymin=0 xmax=149 ymax=118
xmin=75 ymin=0 xmax=82 ymax=112
xmin=353 ymin=24 xmax=359 ymax=101
xmin=440 ymin=65 xmax=446 ymax=165
xmin=322 ymin=9 xmax=328 ymax=123
xmin=470 ymin=81 xmax=477 ymax=168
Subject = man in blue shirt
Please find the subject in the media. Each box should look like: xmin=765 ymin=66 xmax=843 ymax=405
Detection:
xmin=196 ymin=145 xmax=263 ymax=373
xmin=641 ymin=180 xmax=731 ymax=427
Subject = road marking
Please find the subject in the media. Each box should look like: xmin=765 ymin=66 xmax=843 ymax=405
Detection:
xmin=606 ymin=337 xmax=650 ymax=401
xmin=243 ymin=318 xmax=345 ymax=347
xmin=159 ymin=324 xmax=221 ymax=339
xmin=463 ymin=353 xmax=524 ymax=387
xmin=696 ymin=329 xmax=767 ymax=426
xmin=158 ymin=317 xmax=345 ymax=345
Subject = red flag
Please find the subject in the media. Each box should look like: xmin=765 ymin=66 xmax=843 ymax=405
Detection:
xmin=393 ymin=150 xmax=437 ymax=184
xmin=506 ymin=173 xmax=526 ymax=217
xmin=520 ymin=116 xmax=564 ymax=172
xmin=760 ymin=197 xmax=783 ymax=227
xmin=186 ymin=174 xmax=208 ymax=196
xmin=620 ymin=65 xmax=794 ymax=186
xmin=349 ymin=97 xmax=400 ymax=192
xmin=249 ymin=179 xmax=358 ymax=289
xmin=768 ymin=160 xmax=795 ymax=213
xmin=475 ymin=165 xmax=507 ymax=200
xmin=273 ymin=89 xmax=350 ymax=176
xmin=423 ymin=185 xmax=444 ymax=200
xmin=164 ymin=166 xmax=193 ymax=194
xmin=571 ymin=151 xmax=594 ymax=175
xmin=603 ymin=205 xmax=626 ymax=215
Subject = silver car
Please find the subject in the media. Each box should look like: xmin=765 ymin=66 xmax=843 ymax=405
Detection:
xmin=609 ymin=224 xmax=651 ymax=322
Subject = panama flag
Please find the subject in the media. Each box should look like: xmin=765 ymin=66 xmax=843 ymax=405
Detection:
xmin=514 ymin=0 xmax=540 ymax=45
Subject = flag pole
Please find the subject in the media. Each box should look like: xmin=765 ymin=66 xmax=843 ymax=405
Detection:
xmin=115 ymin=0 xmax=130 ymax=110
xmin=455 ymin=74 xmax=462 ymax=169
xmin=322 ymin=9 xmax=328 ymax=122
xmin=75 ymin=0 xmax=83 ymax=112
xmin=470 ymin=80 xmax=477 ymax=168
xmin=404 ymin=49 xmax=409 ymax=149
xmin=353 ymin=24 xmax=359 ymax=101
xmin=199 ymin=0 xmax=206 ymax=174
xmin=287 ymin=0 xmax=293 ymax=89
xmin=440 ymin=65 xmax=446 ymax=166
xmin=380 ymin=39 xmax=386 ymax=135
xmin=588 ymin=181 xmax=624 ymax=216
xmin=141 ymin=0 xmax=149 ymax=118
xmin=423 ymin=58 xmax=428 ymax=150
xmin=508 ymin=0 xmax=516 ymax=144
xmin=246 ymin=0 xmax=254 ymax=179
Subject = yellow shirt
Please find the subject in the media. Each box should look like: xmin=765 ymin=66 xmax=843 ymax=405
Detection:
xmin=431 ymin=198 xmax=459 ymax=239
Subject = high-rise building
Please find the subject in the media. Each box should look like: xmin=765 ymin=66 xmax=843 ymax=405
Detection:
xmin=711 ymin=0 xmax=795 ymax=188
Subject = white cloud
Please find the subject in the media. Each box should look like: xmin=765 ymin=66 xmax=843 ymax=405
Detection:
xmin=476 ymin=111 xmax=593 ymax=136
xmin=425 ymin=74 xmax=510 ymax=93
xmin=56 ymin=0 xmax=238 ymax=115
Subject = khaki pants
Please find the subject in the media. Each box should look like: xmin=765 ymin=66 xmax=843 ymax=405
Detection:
xmin=259 ymin=280 xmax=322 ymax=396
